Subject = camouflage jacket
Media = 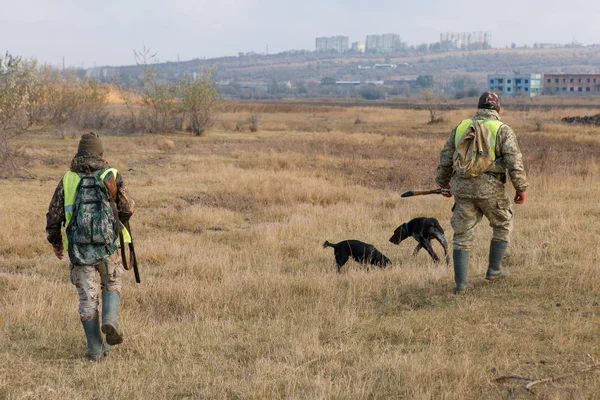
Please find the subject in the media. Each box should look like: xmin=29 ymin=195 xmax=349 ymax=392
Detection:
xmin=46 ymin=152 xmax=135 ymax=248
xmin=435 ymin=109 xmax=529 ymax=198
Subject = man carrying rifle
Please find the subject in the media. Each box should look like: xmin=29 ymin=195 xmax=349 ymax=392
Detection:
xmin=46 ymin=132 xmax=135 ymax=360
xmin=435 ymin=92 xmax=528 ymax=294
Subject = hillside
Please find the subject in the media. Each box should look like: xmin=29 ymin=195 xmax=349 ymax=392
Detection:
xmin=111 ymin=47 xmax=600 ymax=86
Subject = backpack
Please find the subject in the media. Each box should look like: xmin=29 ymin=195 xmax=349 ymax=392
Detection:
xmin=66 ymin=169 xmax=119 ymax=265
xmin=452 ymin=118 xmax=500 ymax=178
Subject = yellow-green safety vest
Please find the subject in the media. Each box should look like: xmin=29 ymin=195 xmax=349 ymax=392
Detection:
xmin=62 ymin=167 xmax=131 ymax=250
xmin=454 ymin=118 xmax=504 ymax=161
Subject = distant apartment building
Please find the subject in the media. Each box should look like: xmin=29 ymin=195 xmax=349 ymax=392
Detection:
xmin=543 ymin=74 xmax=600 ymax=94
xmin=315 ymin=36 xmax=349 ymax=53
xmin=487 ymin=74 xmax=542 ymax=97
xmin=381 ymin=34 xmax=400 ymax=51
xmin=330 ymin=36 xmax=349 ymax=52
xmin=440 ymin=31 xmax=491 ymax=48
xmin=365 ymin=33 xmax=402 ymax=53
xmin=316 ymin=37 xmax=327 ymax=52
xmin=365 ymin=35 xmax=380 ymax=52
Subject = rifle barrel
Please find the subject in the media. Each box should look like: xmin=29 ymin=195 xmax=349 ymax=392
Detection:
xmin=401 ymin=189 xmax=447 ymax=198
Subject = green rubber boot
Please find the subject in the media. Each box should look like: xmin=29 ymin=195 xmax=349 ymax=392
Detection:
xmin=82 ymin=318 xmax=110 ymax=361
xmin=101 ymin=291 xmax=123 ymax=345
xmin=453 ymin=249 xmax=471 ymax=294
xmin=486 ymin=240 xmax=510 ymax=280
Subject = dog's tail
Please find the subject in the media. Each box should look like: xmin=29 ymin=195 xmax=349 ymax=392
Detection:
xmin=323 ymin=240 xmax=334 ymax=248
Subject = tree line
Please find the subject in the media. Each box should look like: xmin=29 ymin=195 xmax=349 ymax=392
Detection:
xmin=0 ymin=51 xmax=220 ymax=177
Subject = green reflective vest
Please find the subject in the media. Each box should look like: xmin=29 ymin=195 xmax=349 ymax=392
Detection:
xmin=62 ymin=167 xmax=131 ymax=250
xmin=454 ymin=118 xmax=503 ymax=162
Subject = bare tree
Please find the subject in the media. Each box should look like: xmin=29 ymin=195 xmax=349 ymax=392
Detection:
xmin=422 ymin=89 xmax=444 ymax=124
xmin=181 ymin=69 xmax=220 ymax=136
xmin=531 ymin=114 xmax=545 ymax=132
xmin=134 ymin=47 xmax=183 ymax=133
xmin=46 ymin=72 xmax=87 ymax=137
xmin=25 ymin=64 xmax=54 ymax=127
xmin=0 ymin=53 xmax=38 ymax=178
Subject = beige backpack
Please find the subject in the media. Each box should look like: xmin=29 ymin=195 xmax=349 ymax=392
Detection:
xmin=453 ymin=118 xmax=502 ymax=178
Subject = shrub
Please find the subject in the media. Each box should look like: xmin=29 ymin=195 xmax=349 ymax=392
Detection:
xmin=182 ymin=69 xmax=220 ymax=137
xmin=249 ymin=113 xmax=261 ymax=132
xmin=359 ymin=85 xmax=385 ymax=100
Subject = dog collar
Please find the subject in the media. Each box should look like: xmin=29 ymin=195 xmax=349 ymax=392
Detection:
xmin=404 ymin=222 xmax=409 ymax=233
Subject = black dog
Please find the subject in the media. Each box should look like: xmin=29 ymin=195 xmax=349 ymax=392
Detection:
xmin=389 ymin=217 xmax=449 ymax=264
xmin=323 ymin=240 xmax=391 ymax=272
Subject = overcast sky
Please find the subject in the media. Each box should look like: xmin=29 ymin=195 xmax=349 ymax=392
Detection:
xmin=1 ymin=0 xmax=598 ymax=68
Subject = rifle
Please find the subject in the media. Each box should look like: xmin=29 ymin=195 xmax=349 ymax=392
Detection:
xmin=106 ymin=172 xmax=140 ymax=284
xmin=401 ymin=188 xmax=451 ymax=198
xmin=120 ymin=221 xmax=141 ymax=284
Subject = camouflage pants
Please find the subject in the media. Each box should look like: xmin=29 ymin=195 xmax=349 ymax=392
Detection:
xmin=70 ymin=251 xmax=123 ymax=321
xmin=451 ymin=196 xmax=513 ymax=251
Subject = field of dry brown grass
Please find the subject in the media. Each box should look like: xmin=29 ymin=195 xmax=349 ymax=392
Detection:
xmin=2 ymin=104 xmax=600 ymax=399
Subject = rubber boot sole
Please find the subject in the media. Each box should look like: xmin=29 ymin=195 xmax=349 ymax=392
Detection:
xmin=486 ymin=271 xmax=510 ymax=281
xmin=454 ymin=282 xmax=474 ymax=295
xmin=102 ymin=323 xmax=123 ymax=345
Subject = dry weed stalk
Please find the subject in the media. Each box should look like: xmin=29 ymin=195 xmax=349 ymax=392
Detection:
xmin=496 ymin=355 xmax=600 ymax=392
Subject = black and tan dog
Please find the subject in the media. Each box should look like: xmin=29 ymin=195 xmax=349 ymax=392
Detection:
xmin=323 ymin=240 xmax=391 ymax=272
xmin=389 ymin=217 xmax=450 ymax=264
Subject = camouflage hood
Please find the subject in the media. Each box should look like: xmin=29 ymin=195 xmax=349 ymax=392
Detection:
xmin=70 ymin=151 xmax=110 ymax=174
xmin=474 ymin=109 xmax=501 ymax=121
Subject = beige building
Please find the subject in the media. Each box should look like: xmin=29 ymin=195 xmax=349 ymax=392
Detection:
xmin=544 ymin=74 xmax=600 ymax=94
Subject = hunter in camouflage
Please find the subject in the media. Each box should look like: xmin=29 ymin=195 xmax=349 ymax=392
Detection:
xmin=435 ymin=92 xmax=528 ymax=293
xmin=46 ymin=132 xmax=135 ymax=360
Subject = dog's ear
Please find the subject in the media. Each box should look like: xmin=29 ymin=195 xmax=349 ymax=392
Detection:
xmin=400 ymin=224 xmax=409 ymax=240
xmin=390 ymin=226 xmax=401 ymax=244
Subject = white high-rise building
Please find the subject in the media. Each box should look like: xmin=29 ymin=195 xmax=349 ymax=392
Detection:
xmin=381 ymin=34 xmax=400 ymax=52
xmin=315 ymin=36 xmax=349 ymax=53
xmin=365 ymin=35 xmax=380 ymax=52
xmin=440 ymin=31 xmax=492 ymax=48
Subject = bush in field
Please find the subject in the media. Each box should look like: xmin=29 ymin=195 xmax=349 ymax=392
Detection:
xmin=116 ymin=47 xmax=220 ymax=136
xmin=359 ymin=85 xmax=385 ymax=100
xmin=531 ymin=114 xmax=545 ymax=132
xmin=78 ymin=79 xmax=110 ymax=129
xmin=249 ymin=113 xmax=261 ymax=132
xmin=46 ymin=74 xmax=110 ymax=136
xmin=0 ymin=53 xmax=38 ymax=177
xmin=181 ymin=69 xmax=220 ymax=136
xmin=422 ymin=89 xmax=444 ymax=124
xmin=133 ymin=47 xmax=183 ymax=133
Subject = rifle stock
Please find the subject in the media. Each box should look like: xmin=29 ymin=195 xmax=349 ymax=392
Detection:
xmin=124 ymin=221 xmax=141 ymax=284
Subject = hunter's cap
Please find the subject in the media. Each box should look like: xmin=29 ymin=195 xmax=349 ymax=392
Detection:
xmin=77 ymin=132 xmax=104 ymax=155
xmin=477 ymin=91 xmax=501 ymax=111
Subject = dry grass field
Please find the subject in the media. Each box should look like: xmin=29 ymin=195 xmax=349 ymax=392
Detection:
xmin=1 ymin=104 xmax=600 ymax=399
